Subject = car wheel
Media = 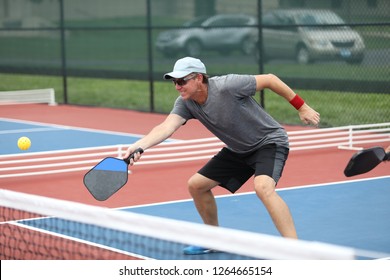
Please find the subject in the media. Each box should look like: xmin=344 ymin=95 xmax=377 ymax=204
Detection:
xmin=241 ymin=36 xmax=256 ymax=55
xmin=296 ymin=46 xmax=311 ymax=64
xmin=185 ymin=39 xmax=202 ymax=57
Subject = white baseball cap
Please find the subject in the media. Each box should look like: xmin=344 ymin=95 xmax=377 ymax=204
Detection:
xmin=163 ymin=57 xmax=207 ymax=80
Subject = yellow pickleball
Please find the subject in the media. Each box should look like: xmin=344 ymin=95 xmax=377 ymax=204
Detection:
xmin=17 ymin=136 xmax=31 ymax=150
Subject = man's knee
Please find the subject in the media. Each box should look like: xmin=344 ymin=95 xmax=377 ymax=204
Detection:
xmin=188 ymin=173 xmax=217 ymax=195
xmin=187 ymin=175 xmax=199 ymax=193
xmin=254 ymin=175 xmax=276 ymax=201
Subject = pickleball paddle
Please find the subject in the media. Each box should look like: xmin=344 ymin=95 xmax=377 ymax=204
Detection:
xmin=83 ymin=148 xmax=143 ymax=201
xmin=344 ymin=146 xmax=387 ymax=177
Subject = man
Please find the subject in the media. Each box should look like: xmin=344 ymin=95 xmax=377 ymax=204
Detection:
xmin=124 ymin=57 xmax=320 ymax=255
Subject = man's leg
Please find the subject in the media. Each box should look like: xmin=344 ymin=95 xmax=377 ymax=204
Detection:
xmin=182 ymin=173 xmax=220 ymax=255
xmin=254 ymin=175 xmax=298 ymax=239
xmin=187 ymin=173 xmax=220 ymax=226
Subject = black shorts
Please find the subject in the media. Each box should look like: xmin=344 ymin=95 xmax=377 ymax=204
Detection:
xmin=198 ymin=144 xmax=289 ymax=193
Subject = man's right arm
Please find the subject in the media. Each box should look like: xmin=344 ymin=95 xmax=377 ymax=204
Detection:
xmin=124 ymin=113 xmax=186 ymax=163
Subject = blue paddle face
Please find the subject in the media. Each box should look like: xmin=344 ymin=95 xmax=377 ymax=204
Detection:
xmin=84 ymin=157 xmax=129 ymax=201
xmin=94 ymin=157 xmax=128 ymax=172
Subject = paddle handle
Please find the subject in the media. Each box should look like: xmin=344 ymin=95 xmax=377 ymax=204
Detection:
xmin=124 ymin=147 xmax=144 ymax=164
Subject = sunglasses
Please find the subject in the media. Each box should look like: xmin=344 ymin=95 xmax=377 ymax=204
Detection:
xmin=172 ymin=74 xmax=197 ymax=86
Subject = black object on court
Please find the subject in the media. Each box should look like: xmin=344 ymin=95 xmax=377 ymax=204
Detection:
xmin=344 ymin=146 xmax=386 ymax=177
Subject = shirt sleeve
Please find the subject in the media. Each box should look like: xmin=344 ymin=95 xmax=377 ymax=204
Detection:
xmin=224 ymin=74 xmax=257 ymax=98
xmin=170 ymin=96 xmax=194 ymax=121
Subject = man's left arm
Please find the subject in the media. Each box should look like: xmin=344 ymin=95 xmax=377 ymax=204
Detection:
xmin=255 ymin=74 xmax=320 ymax=127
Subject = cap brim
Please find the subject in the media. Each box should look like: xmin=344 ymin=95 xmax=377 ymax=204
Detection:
xmin=163 ymin=70 xmax=192 ymax=80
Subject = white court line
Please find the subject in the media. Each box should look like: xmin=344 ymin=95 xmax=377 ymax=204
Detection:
xmin=0 ymin=117 xmax=176 ymax=140
xmin=0 ymin=127 xmax=64 ymax=135
xmin=0 ymin=117 xmax=71 ymax=130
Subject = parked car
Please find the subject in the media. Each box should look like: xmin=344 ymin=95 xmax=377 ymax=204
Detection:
xmin=155 ymin=14 xmax=257 ymax=57
xmin=257 ymin=9 xmax=365 ymax=64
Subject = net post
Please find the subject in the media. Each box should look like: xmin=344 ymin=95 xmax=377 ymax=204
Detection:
xmin=48 ymin=88 xmax=57 ymax=106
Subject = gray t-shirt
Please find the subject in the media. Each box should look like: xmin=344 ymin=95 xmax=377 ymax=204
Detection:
xmin=170 ymin=74 xmax=289 ymax=153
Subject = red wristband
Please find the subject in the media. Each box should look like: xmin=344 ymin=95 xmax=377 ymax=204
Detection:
xmin=289 ymin=94 xmax=305 ymax=110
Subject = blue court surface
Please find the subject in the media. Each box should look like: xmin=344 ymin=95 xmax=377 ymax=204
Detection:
xmin=19 ymin=177 xmax=390 ymax=259
xmin=0 ymin=118 xmax=142 ymax=154
xmin=122 ymin=177 xmax=390 ymax=257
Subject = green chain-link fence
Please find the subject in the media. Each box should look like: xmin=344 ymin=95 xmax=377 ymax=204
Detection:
xmin=0 ymin=0 xmax=389 ymax=127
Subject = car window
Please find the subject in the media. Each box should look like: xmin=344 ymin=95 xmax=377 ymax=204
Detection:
xmin=298 ymin=14 xmax=317 ymax=25
xmin=315 ymin=12 xmax=345 ymax=24
xmin=264 ymin=13 xmax=291 ymax=24
xmin=295 ymin=11 xmax=346 ymax=29
xmin=207 ymin=16 xmax=253 ymax=27
xmin=207 ymin=17 xmax=228 ymax=27
xmin=183 ymin=16 xmax=208 ymax=27
xmin=263 ymin=12 xmax=295 ymax=31
xmin=232 ymin=16 xmax=252 ymax=25
xmin=262 ymin=13 xmax=278 ymax=26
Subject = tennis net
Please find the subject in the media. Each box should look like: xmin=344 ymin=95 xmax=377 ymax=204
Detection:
xmin=0 ymin=189 xmax=359 ymax=260
xmin=0 ymin=88 xmax=57 ymax=106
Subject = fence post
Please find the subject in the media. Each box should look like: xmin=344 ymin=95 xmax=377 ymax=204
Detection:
xmin=257 ymin=0 xmax=265 ymax=108
xmin=59 ymin=0 xmax=68 ymax=104
xmin=146 ymin=0 xmax=154 ymax=112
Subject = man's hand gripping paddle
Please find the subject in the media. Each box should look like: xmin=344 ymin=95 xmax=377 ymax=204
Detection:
xmin=344 ymin=146 xmax=388 ymax=177
xmin=83 ymin=148 xmax=143 ymax=201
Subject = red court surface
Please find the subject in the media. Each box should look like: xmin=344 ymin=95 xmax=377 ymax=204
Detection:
xmin=1 ymin=104 xmax=389 ymax=208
